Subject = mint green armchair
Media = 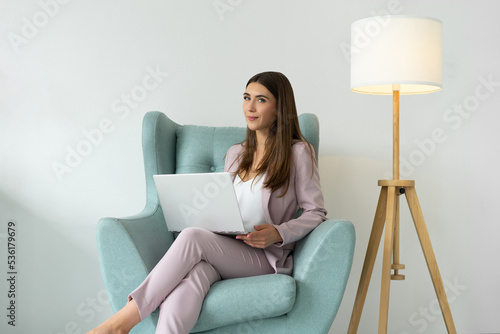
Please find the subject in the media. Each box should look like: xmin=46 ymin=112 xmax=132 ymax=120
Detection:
xmin=96 ymin=111 xmax=355 ymax=333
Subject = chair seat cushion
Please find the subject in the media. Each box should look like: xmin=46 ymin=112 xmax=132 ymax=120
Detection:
xmin=191 ymin=274 xmax=296 ymax=332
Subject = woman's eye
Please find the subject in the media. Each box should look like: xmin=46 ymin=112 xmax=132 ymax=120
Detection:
xmin=243 ymin=96 xmax=250 ymax=101
xmin=258 ymin=98 xmax=266 ymax=103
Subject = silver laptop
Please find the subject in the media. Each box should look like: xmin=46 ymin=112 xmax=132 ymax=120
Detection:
xmin=153 ymin=172 xmax=248 ymax=235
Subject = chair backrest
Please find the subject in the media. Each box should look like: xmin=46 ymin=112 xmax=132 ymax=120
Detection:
xmin=141 ymin=112 xmax=319 ymax=210
xmin=174 ymin=114 xmax=320 ymax=175
xmin=175 ymin=125 xmax=246 ymax=174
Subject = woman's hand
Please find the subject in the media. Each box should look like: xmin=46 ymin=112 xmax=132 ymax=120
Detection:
xmin=236 ymin=224 xmax=283 ymax=248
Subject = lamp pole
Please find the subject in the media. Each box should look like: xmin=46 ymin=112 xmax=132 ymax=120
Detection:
xmin=393 ymin=86 xmax=400 ymax=181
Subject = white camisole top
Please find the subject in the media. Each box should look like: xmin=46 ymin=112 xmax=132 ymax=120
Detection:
xmin=233 ymin=174 xmax=266 ymax=232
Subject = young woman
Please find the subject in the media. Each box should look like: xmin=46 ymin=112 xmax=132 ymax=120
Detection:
xmin=88 ymin=71 xmax=327 ymax=334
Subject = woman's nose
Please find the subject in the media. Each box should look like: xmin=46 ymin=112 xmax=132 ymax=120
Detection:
xmin=246 ymin=100 xmax=256 ymax=112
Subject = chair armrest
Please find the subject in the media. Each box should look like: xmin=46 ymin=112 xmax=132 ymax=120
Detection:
xmin=288 ymin=219 xmax=355 ymax=333
xmin=96 ymin=206 xmax=174 ymax=312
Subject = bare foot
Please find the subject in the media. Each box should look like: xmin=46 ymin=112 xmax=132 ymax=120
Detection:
xmin=86 ymin=299 xmax=141 ymax=334
xmin=86 ymin=319 xmax=130 ymax=334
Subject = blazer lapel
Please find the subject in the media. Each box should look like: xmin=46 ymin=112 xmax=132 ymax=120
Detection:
xmin=261 ymin=186 xmax=273 ymax=225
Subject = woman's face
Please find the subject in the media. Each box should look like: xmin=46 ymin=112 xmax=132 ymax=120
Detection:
xmin=242 ymin=82 xmax=277 ymax=136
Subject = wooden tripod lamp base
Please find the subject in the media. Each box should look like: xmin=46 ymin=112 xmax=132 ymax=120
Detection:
xmin=347 ymin=179 xmax=457 ymax=334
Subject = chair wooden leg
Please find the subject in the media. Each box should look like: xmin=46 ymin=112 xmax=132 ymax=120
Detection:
xmin=404 ymin=187 xmax=457 ymax=334
xmin=378 ymin=186 xmax=397 ymax=334
xmin=348 ymin=187 xmax=388 ymax=334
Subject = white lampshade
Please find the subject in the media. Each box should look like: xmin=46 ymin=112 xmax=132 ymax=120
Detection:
xmin=351 ymin=15 xmax=442 ymax=95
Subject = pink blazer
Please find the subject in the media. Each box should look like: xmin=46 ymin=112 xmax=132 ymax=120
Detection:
xmin=224 ymin=141 xmax=327 ymax=275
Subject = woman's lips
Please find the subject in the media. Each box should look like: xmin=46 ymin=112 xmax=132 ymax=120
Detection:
xmin=247 ymin=116 xmax=258 ymax=121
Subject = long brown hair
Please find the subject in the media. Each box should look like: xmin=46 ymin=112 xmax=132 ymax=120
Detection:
xmin=234 ymin=71 xmax=313 ymax=197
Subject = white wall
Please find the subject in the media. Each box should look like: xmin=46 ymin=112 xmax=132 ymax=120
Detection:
xmin=0 ymin=0 xmax=498 ymax=333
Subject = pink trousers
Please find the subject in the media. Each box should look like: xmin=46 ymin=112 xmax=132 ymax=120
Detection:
xmin=128 ymin=227 xmax=275 ymax=334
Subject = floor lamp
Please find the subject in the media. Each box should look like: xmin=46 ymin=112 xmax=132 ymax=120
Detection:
xmin=346 ymin=16 xmax=457 ymax=333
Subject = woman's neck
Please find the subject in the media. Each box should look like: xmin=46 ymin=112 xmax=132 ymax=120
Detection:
xmin=255 ymin=129 xmax=269 ymax=149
